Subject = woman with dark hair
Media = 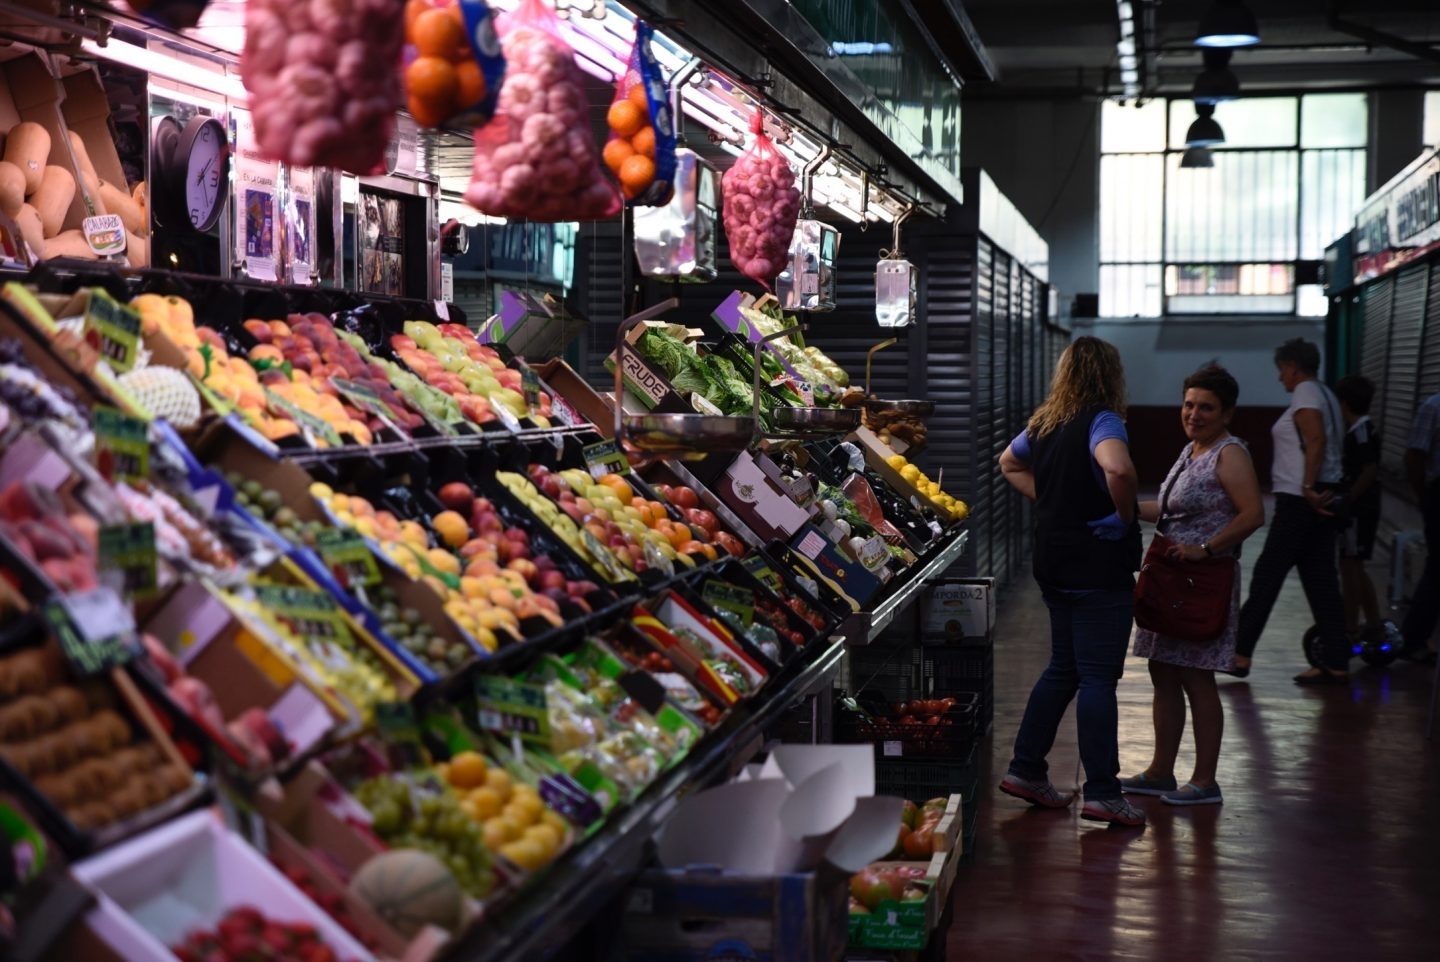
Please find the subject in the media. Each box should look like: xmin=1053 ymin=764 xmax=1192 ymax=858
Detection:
xmin=1232 ymin=338 xmax=1351 ymax=683
xmin=1122 ymin=364 xmax=1264 ymax=806
xmin=997 ymin=336 xmax=1146 ymax=827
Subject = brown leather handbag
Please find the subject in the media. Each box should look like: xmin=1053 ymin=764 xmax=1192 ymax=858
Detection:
xmin=1134 ymin=532 xmax=1235 ymax=642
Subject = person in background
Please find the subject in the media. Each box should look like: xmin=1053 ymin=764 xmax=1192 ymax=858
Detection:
xmin=1231 ymin=338 xmax=1351 ymax=685
xmin=1335 ymin=376 xmax=1384 ymax=644
xmin=1123 ymin=364 xmax=1264 ymax=807
xmin=1400 ymin=391 xmax=1440 ymax=664
xmin=997 ymin=336 xmax=1146 ymax=828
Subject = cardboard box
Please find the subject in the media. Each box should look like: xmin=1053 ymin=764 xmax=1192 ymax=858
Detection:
xmin=922 ymin=578 xmax=994 ymax=642
xmin=845 ymin=850 xmax=959 ymax=951
xmin=712 ymin=452 xmax=811 ymax=545
xmin=0 ymin=49 xmax=86 ymax=239
xmin=849 ymin=427 xmax=952 ymax=520
xmin=537 ymin=358 xmax=614 ymax=435
xmin=477 ymin=290 xmax=587 ymax=359
xmin=71 ymin=809 xmax=376 ymax=962
xmin=603 ymin=321 xmax=687 ymax=411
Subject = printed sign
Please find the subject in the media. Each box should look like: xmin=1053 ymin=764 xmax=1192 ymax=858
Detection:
xmin=98 ymin=522 xmax=157 ymax=599
xmin=83 ymin=290 xmax=141 ymax=373
xmin=264 ymin=388 xmax=343 ymax=447
xmin=45 ymin=588 xmax=138 ymax=676
xmin=475 ymin=675 xmax=550 ymax=746
xmin=82 ymin=214 xmax=127 ymax=258
xmin=316 ymin=529 xmax=381 ymax=587
xmin=93 ymin=406 xmax=149 ymax=482
xmin=583 ymin=438 xmax=628 ymax=478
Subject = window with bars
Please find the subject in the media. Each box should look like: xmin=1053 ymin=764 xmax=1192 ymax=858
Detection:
xmin=1099 ymin=94 xmax=1368 ymax=318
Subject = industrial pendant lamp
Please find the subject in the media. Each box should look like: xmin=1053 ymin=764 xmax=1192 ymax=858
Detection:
xmin=1194 ymin=0 xmax=1261 ymax=48
xmin=1181 ymin=146 xmax=1215 ymax=168
xmin=1192 ymin=48 xmax=1240 ymax=103
xmin=1185 ymin=103 xmax=1226 ymax=146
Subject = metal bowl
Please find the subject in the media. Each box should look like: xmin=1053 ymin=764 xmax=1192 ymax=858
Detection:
xmin=768 ymin=406 xmax=862 ymax=438
xmin=862 ymin=398 xmax=936 ymax=418
xmin=621 ymin=413 xmax=757 ymax=454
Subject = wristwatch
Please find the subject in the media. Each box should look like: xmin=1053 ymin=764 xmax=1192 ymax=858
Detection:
xmin=1201 ymin=542 xmax=1214 ymax=557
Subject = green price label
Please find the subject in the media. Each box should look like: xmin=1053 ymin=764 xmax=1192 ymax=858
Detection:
xmin=742 ymin=557 xmax=785 ymax=593
xmin=581 ymin=529 xmax=629 ymax=583
xmin=474 ymin=675 xmax=550 ymax=746
xmin=83 ymin=289 xmax=141 ymax=373
xmin=316 ymin=529 xmax=381 ymax=587
xmin=93 ymin=406 xmax=149 ymax=482
xmin=264 ymin=389 xmax=343 ymax=447
xmin=98 ymin=522 xmax=157 ymax=600
xmin=44 ymin=589 xmax=138 ymax=676
xmin=703 ymin=580 xmax=755 ymax=627
xmin=375 ymin=701 xmax=425 ymax=768
xmin=254 ymin=583 xmax=353 ymax=646
xmin=583 ymin=439 xmax=628 ymax=479
xmin=518 ymin=363 xmax=542 ymax=410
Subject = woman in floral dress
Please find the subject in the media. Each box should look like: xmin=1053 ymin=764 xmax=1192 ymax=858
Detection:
xmin=1123 ymin=364 xmax=1264 ymax=807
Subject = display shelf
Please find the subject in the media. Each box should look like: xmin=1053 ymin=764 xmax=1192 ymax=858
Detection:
xmin=280 ymin=423 xmax=600 ymax=466
xmin=437 ymin=635 xmax=849 ymax=962
xmin=843 ymin=530 xmax=969 ymax=646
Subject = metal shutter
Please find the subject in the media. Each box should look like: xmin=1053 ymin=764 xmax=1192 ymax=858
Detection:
xmin=974 ymin=239 xmax=996 ymax=579
xmin=990 ymin=249 xmax=1013 ymax=584
xmin=1358 ymin=275 xmax=1395 ymax=446
xmin=574 ymin=220 xmax=630 ymax=386
xmin=919 ymin=236 xmax=979 ymax=575
xmin=1420 ymin=261 xmax=1440 ymax=402
xmin=1381 ymin=265 xmax=1429 ymax=472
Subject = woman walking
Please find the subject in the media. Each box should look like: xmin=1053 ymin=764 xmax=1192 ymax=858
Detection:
xmin=1232 ymin=338 xmax=1351 ymax=683
xmin=1123 ymin=364 xmax=1264 ymax=807
xmin=997 ymin=336 xmax=1146 ymax=827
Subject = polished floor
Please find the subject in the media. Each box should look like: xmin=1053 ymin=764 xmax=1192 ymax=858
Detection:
xmin=945 ymin=544 xmax=1440 ymax=962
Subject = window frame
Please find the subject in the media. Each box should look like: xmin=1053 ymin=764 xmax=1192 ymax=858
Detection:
xmin=1099 ymin=94 xmax=1368 ymax=318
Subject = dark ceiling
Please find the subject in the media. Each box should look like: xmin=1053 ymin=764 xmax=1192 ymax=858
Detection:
xmin=950 ymin=0 xmax=1440 ymax=98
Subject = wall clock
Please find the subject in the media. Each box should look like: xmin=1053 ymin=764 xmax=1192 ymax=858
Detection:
xmin=151 ymin=114 xmax=229 ymax=232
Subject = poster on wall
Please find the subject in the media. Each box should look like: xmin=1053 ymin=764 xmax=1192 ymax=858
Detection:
xmin=287 ymin=166 xmax=317 ymax=286
xmin=231 ymin=109 xmax=277 ymax=282
xmin=360 ymin=190 xmax=405 ymax=296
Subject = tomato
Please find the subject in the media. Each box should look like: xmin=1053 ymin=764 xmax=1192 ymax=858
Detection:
xmin=902 ymin=823 xmax=934 ymax=859
xmin=670 ymin=485 xmax=700 ymax=510
xmin=685 ymin=508 xmax=720 ymax=535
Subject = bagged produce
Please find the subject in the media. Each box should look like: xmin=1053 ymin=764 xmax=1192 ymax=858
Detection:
xmin=403 ymin=0 xmax=506 ymax=129
xmin=241 ymin=0 xmax=405 ymax=173
xmin=603 ymin=21 xmax=677 ymax=207
xmin=464 ymin=0 xmax=621 ymax=221
xmin=721 ymin=113 xmax=801 ymax=289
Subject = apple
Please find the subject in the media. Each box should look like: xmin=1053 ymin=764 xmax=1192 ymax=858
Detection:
xmin=669 ymin=485 xmax=700 ymax=510
xmin=438 ymin=482 xmax=474 ymax=514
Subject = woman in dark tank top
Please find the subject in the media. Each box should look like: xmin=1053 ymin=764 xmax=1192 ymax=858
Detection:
xmin=995 ymin=336 xmax=1147 ymax=828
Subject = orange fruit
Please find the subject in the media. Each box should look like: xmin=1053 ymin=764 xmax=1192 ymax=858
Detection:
xmin=455 ymin=59 xmax=487 ymax=107
xmin=432 ymin=509 xmax=470 ymax=548
xmin=407 ymin=56 xmax=458 ymax=108
xmin=619 ymin=154 xmax=656 ymax=198
xmin=607 ymin=99 xmax=645 ymax=138
xmin=414 ymin=7 xmax=465 ymax=58
xmin=628 ymin=83 xmax=650 ymax=109
xmin=448 ymin=750 xmax=489 ymax=789
xmin=602 ymin=137 xmax=635 ymax=173
xmin=631 ymin=125 xmax=656 ymax=158
xmin=405 ymin=0 xmax=431 ymax=40
xmin=597 ymin=474 xmax=635 ymax=503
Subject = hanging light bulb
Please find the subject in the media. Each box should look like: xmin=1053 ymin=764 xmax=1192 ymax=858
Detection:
xmin=1194 ymin=0 xmax=1261 ymax=48
xmin=1185 ymin=102 xmax=1226 ymax=146
xmin=1180 ymin=146 xmax=1215 ymax=168
xmin=1192 ymin=48 xmax=1240 ymax=103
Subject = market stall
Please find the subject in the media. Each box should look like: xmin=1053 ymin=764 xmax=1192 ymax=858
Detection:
xmin=0 ymin=2 xmax=983 ymax=961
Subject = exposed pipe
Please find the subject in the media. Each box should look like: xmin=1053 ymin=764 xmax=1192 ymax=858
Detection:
xmin=799 ymin=142 xmax=832 ymax=215
xmin=1327 ymin=13 xmax=1440 ymax=64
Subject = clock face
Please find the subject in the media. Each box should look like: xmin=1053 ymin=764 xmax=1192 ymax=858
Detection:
xmin=176 ymin=117 xmax=229 ymax=232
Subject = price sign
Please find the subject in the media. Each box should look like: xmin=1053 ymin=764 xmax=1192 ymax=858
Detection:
xmin=548 ymin=393 xmax=585 ymax=428
xmin=788 ymin=476 xmax=816 ymax=507
xmin=795 ymin=381 xmax=815 ymax=406
xmin=375 ymin=701 xmax=425 ymax=769
xmin=82 ymin=214 xmax=127 ymax=258
xmin=316 ymin=529 xmax=381 ymax=587
xmin=518 ymin=362 xmax=542 ymax=410
xmin=643 ymin=541 xmax=674 ymax=577
xmin=253 ymin=583 xmax=353 ymax=647
xmin=581 ymin=529 xmax=630 ymax=583
xmin=858 ymin=535 xmax=889 ymax=569
xmin=44 ymin=588 xmax=138 ymax=676
xmin=93 ymin=406 xmax=149 ymax=482
xmin=82 ymin=289 xmax=140 ymax=372
xmin=702 ymin=580 xmax=755 ymax=627
xmin=742 ymin=556 xmax=785 ymax=593
xmin=538 ymin=771 xmax=605 ymax=826
xmin=264 ymin=389 xmax=343 ymax=447
xmin=331 ymin=378 xmax=402 ymax=435
xmin=583 ymin=438 xmax=628 ymax=479
xmin=474 ymin=675 xmax=550 ymax=746
xmin=487 ymin=394 xmax=523 ymax=433
xmin=98 ymin=522 xmax=157 ymax=600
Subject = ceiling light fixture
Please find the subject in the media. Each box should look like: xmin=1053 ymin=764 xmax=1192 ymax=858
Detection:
xmin=1180 ymin=146 xmax=1215 ymax=168
xmin=1192 ymin=47 xmax=1240 ymax=103
xmin=1185 ymin=103 xmax=1226 ymax=146
xmin=1194 ymin=0 xmax=1261 ymax=48
xmin=1114 ymin=0 xmax=1141 ymax=100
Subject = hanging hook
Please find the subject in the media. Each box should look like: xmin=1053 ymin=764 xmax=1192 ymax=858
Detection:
xmin=858 ymin=171 xmax=871 ymax=232
xmin=669 ymin=57 xmax=703 ymax=147
xmin=890 ymin=203 xmax=916 ymax=258
xmin=800 ymin=143 xmax=833 ymax=217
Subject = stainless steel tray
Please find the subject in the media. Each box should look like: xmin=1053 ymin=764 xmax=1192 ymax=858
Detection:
xmin=621 ymin=413 xmax=757 ymax=454
xmin=769 ymin=406 xmax=862 ymax=438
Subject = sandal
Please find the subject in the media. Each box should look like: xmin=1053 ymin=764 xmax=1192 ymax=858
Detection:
xmin=1120 ymin=772 xmax=1177 ymax=796
xmin=1161 ymin=782 xmax=1223 ymax=806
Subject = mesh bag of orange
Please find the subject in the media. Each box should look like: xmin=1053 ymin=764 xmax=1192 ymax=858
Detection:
xmin=602 ymin=21 xmax=677 ymax=207
xmin=403 ymin=0 xmax=507 ymax=129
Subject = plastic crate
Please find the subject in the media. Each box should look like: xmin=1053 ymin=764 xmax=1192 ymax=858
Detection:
xmin=836 ymin=693 xmax=978 ymax=759
xmin=874 ymin=743 xmax=980 ymax=803
xmin=847 ymin=645 xmax=994 ymax=739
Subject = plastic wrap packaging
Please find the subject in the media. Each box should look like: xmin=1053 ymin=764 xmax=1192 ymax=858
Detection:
xmin=241 ymin=0 xmax=405 ymax=173
xmin=403 ymin=0 xmax=507 ymax=129
xmin=634 ymin=148 xmax=718 ymax=280
xmin=721 ymin=112 xmax=801 ymax=289
xmin=602 ymin=21 xmax=677 ymax=207
xmin=464 ymin=0 xmax=621 ymax=221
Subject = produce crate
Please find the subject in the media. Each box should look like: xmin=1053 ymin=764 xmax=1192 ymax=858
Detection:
xmin=614 ymin=865 xmax=849 ymax=962
xmin=920 ymin=578 xmax=994 ymax=645
xmin=846 ymin=851 xmax=960 ymax=952
xmin=874 ymin=742 xmax=980 ymax=809
xmin=924 ymin=646 xmax=994 ymax=738
xmin=836 ymin=692 xmax=978 ymax=760
xmin=844 ymin=644 xmax=989 ymax=739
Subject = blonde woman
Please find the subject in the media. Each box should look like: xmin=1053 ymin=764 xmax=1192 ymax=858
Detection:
xmin=997 ymin=337 xmax=1146 ymax=828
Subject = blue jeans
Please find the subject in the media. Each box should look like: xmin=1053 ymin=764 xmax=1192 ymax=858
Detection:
xmin=1008 ymin=587 xmax=1133 ymax=801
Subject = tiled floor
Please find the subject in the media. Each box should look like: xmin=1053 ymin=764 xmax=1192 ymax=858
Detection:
xmin=945 ymin=545 xmax=1440 ymax=961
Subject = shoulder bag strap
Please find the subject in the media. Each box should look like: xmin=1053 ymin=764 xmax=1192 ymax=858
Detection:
xmin=1157 ymin=450 xmax=1189 ymax=530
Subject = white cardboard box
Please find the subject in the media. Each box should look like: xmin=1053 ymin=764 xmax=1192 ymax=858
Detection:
xmin=923 ymin=578 xmax=995 ymax=641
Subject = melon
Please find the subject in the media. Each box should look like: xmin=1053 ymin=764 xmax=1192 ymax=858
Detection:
xmin=349 ymin=849 xmax=464 ymax=937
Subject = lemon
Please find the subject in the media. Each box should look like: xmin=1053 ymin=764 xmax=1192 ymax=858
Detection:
xmin=885 ymin=454 xmax=906 ymax=470
xmin=899 ymin=464 xmax=921 ymax=483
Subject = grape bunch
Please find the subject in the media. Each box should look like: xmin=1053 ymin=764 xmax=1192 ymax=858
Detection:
xmin=353 ymin=776 xmax=496 ymax=899
xmin=0 ymin=345 xmax=87 ymax=429
xmin=370 ymin=585 xmax=469 ymax=675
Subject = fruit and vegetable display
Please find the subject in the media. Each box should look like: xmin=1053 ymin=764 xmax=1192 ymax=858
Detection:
xmin=241 ymin=0 xmax=405 ymax=173
xmin=0 ymin=267 xmax=971 ymax=962
xmin=721 ymin=113 xmax=802 ymax=289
